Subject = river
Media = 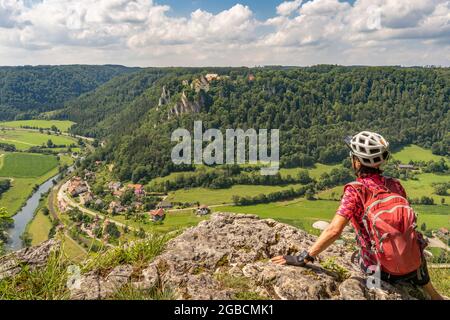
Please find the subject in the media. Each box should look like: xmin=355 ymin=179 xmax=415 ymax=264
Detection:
xmin=4 ymin=173 xmax=61 ymax=252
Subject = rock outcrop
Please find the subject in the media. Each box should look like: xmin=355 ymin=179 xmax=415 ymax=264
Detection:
xmin=158 ymin=85 xmax=170 ymax=107
xmin=1 ymin=214 xmax=426 ymax=300
xmin=168 ymin=91 xmax=203 ymax=118
xmin=69 ymin=213 xmax=424 ymax=300
xmin=0 ymin=239 xmax=60 ymax=280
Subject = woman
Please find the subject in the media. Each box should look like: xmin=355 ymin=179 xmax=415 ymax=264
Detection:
xmin=271 ymin=131 xmax=443 ymax=300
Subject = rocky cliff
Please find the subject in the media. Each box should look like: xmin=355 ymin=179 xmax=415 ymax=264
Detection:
xmin=0 ymin=213 xmax=425 ymax=300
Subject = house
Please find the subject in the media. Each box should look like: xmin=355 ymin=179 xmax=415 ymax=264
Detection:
xmin=149 ymin=208 xmax=166 ymax=222
xmin=157 ymin=200 xmax=173 ymax=209
xmin=67 ymin=177 xmax=89 ymax=197
xmin=84 ymin=170 xmax=96 ymax=180
xmin=108 ymin=201 xmax=126 ymax=214
xmin=205 ymin=73 xmax=220 ymax=82
xmin=58 ymin=198 xmax=70 ymax=213
xmin=79 ymin=192 xmax=94 ymax=206
xmin=397 ymin=164 xmax=417 ymax=170
xmin=108 ymin=181 xmax=122 ymax=191
xmin=127 ymin=184 xmax=145 ymax=196
xmin=248 ymin=74 xmax=256 ymax=81
xmin=196 ymin=205 xmax=211 ymax=216
xmin=438 ymin=227 xmax=449 ymax=236
xmin=95 ymin=160 xmax=103 ymax=166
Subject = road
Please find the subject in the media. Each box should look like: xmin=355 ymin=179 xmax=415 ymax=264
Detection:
xmin=59 ymin=181 xmax=140 ymax=233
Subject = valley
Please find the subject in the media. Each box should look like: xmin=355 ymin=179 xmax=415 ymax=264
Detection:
xmin=0 ymin=65 xmax=448 ymax=299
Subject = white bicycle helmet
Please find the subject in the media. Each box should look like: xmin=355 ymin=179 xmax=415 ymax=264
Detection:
xmin=344 ymin=131 xmax=390 ymax=168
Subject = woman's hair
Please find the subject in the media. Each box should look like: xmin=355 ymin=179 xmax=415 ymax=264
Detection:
xmin=352 ymin=156 xmax=383 ymax=177
xmin=358 ymin=165 xmax=383 ymax=177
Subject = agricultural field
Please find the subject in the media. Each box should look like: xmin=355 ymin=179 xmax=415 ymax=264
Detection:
xmin=0 ymin=129 xmax=76 ymax=151
xmin=0 ymin=120 xmax=75 ymax=132
xmin=0 ymin=153 xmax=58 ymax=178
xmin=0 ymin=153 xmax=73 ymax=216
xmin=166 ymin=184 xmax=304 ymax=205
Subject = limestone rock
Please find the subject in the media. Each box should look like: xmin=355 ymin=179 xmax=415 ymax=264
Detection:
xmin=70 ymin=265 xmax=133 ymax=300
xmin=0 ymin=239 xmax=60 ymax=280
xmin=142 ymin=213 xmax=420 ymax=300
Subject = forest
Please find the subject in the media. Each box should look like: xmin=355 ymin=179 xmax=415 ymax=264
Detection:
xmin=0 ymin=65 xmax=137 ymax=120
xmin=69 ymin=66 xmax=449 ymax=183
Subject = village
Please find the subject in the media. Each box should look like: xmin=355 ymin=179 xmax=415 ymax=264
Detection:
xmin=56 ymin=169 xmax=212 ymax=246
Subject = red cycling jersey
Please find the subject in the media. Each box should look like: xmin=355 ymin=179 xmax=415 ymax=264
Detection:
xmin=336 ymin=173 xmax=407 ymax=269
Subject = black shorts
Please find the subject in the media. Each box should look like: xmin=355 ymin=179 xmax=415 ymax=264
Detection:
xmin=380 ymin=258 xmax=431 ymax=287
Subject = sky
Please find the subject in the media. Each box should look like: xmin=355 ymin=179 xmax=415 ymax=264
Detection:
xmin=0 ymin=0 xmax=448 ymax=67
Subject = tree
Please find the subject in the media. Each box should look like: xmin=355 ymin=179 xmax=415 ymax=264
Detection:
xmin=42 ymin=207 xmax=50 ymax=216
xmin=305 ymin=189 xmax=315 ymax=201
xmin=434 ymin=184 xmax=448 ymax=196
xmin=0 ymin=208 xmax=13 ymax=248
xmin=104 ymin=223 xmax=120 ymax=240
xmin=47 ymin=139 xmax=54 ymax=148
xmin=420 ymin=223 xmax=427 ymax=232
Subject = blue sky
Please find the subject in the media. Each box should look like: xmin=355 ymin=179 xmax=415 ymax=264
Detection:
xmin=0 ymin=0 xmax=448 ymax=66
xmin=159 ymin=0 xmax=356 ymax=19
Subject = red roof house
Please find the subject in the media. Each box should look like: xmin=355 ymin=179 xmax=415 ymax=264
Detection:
xmin=149 ymin=208 xmax=166 ymax=222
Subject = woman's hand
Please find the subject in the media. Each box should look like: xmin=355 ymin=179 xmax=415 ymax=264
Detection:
xmin=271 ymin=256 xmax=287 ymax=265
xmin=271 ymin=251 xmax=315 ymax=267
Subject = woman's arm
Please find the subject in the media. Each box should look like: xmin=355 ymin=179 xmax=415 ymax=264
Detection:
xmin=271 ymin=214 xmax=349 ymax=265
xmin=308 ymin=214 xmax=349 ymax=257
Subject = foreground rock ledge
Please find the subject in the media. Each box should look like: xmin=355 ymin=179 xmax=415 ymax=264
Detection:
xmin=0 ymin=214 xmax=424 ymax=300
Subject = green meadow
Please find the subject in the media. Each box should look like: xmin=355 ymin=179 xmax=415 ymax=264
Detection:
xmin=0 ymin=153 xmax=58 ymax=178
xmin=166 ymin=184 xmax=304 ymax=205
xmin=392 ymin=145 xmax=449 ymax=164
xmin=27 ymin=210 xmax=53 ymax=246
xmin=215 ymin=199 xmax=449 ymax=235
xmin=0 ymin=120 xmax=75 ymax=132
xmin=112 ymin=210 xmax=209 ymax=234
xmin=0 ymin=129 xmax=76 ymax=151
xmin=0 ymin=152 xmax=73 ymax=216
xmin=162 ymin=144 xmax=448 ymax=233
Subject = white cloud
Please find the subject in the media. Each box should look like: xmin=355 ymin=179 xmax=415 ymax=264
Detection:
xmin=276 ymin=0 xmax=302 ymax=16
xmin=0 ymin=0 xmax=449 ymax=66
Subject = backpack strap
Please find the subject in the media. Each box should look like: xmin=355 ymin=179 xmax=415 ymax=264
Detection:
xmin=344 ymin=181 xmax=378 ymax=260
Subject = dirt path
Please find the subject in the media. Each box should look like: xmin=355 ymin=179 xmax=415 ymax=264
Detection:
xmin=428 ymin=237 xmax=450 ymax=251
xmin=0 ymin=137 xmax=34 ymax=146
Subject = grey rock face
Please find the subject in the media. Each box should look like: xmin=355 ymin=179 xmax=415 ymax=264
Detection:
xmin=142 ymin=213 xmax=420 ymax=300
xmin=70 ymin=265 xmax=134 ymax=300
xmin=2 ymin=213 xmax=425 ymax=300
xmin=0 ymin=239 xmax=60 ymax=280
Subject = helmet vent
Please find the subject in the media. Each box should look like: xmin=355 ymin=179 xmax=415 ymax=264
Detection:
xmin=359 ymin=147 xmax=367 ymax=153
xmin=359 ymin=138 xmax=365 ymax=144
xmin=370 ymin=148 xmax=380 ymax=154
xmin=373 ymin=157 xmax=381 ymax=163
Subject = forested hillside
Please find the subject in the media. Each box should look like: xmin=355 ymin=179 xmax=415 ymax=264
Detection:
xmin=69 ymin=66 xmax=449 ymax=183
xmin=0 ymin=65 xmax=138 ymax=120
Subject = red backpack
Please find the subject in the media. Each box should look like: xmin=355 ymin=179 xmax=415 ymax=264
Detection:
xmin=346 ymin=179 xmax=423 ymax=275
